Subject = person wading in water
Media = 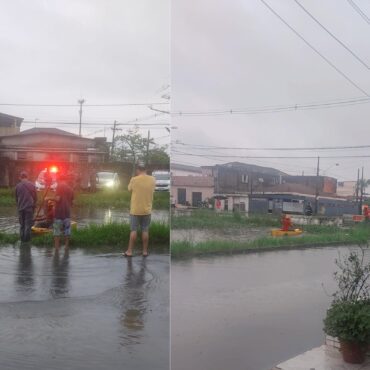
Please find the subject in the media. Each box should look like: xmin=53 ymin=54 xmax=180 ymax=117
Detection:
xmin=123 ymin=162 xmax=155 ymax=257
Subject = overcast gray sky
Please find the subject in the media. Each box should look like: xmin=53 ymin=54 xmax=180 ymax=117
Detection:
xmin=171 ymin=0 xmax=370 ymax=181
xmin=0 ymin=0 xmax=169 ymax=145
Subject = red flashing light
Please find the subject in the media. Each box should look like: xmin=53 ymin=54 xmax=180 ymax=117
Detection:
xmin=49 ymin=166 xmax=58 ymax=173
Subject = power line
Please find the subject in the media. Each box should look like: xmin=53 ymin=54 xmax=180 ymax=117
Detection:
xmin=259 ymin=0 xmax=369 ymax=96
xmin=175 ymin=142 xmax=370 ymax=151
xmin=346 ymin=0 xmax=370 ymax=24
xmin=0 ymin=102 xmax=169 ymax=107
xmin=172 ymin=149 xmax=370 ymax=160
xmin=172 ymin=96 xmax=370 ymax=116
xmin=294 ymin=0 xmax=370 ymax=69
xmin=22 ymin=122 xmax=168 ymax=128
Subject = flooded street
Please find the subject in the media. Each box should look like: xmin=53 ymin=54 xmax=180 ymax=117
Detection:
xmin=171 ymin=246 xmax=366 ymax=370
xmin=0 ymin=245 xmax=169 ymax=370
xmin=0 ymin=206 xmax=169 ymax=233
xmin=171 ymin=227 xmax=270 ymax=243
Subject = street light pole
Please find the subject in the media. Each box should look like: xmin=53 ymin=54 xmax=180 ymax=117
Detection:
xmin=78 ymin=99 xmax=85 ymax=136
xmin=315 ymin=156 xmax=320 ymax=215
xmin=359 ymin=167 xmax=364 ymax=214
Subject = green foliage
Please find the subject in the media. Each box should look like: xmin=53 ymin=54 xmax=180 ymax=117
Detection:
xmin=171 ymin=224 xmax=370 ymax=258
xmin=0 ymin=188 xmax=15 ymax=206
xmin=0 ymin=232 xmax=19 ymax=244
xmin=332 ymin=248 xmax=370 ymax=303
xmin=323 ymin=247 xmax=370 ymax=345
xmin=0 ymin=222 xmax=169 ymax=250
xmin=323 ymin=301 xmax=370 ymax=344
xmin=112 ymin=127 xmax=169 ymax=170
xmin=171 ymin=210 xmax=280 ymax=229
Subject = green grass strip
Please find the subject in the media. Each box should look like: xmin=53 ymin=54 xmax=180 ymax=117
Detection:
xmin=171 ymin=225 xmax=370 ymax=258
xmin=171 ymin=209 xmax=280 ymax=229
xmin=0 ymin=222 xmax=169 ymax=250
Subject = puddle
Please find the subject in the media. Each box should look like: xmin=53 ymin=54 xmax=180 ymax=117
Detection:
xmin=0 ymin=246 xmax=169 ymax=370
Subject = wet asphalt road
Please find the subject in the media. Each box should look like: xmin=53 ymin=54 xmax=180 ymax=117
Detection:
xmin=171 ymin=246 xmax=369 ymax=370
xmin=0 ymin=246 xmax=169 ymax=370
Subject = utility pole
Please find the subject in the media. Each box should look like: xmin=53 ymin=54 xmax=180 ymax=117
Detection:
xmin=145 ymin=130 xmax=150 ymax=166
xmin=356 ymin=168 xmax=360 ymax=203
xmin=111 ymin=120 xmax=117 ymax=157
xmin=359 ymin=167 xmax=364 ymax=214
xmin=78 ymin=99 xmax=85 ymax=136
xmin=314 ymin=156 xmax=320 ymax=215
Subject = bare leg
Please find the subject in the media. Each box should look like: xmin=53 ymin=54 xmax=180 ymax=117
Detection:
xmin=142 ymin=231 xmax=149 ymax=256
xmin=54 ymin=236 xmax=61 ymax=250
xmin=64 ymin=236 xmax=70 ymax=250
xmin=125 ymin=231 xmax=137 ymax=256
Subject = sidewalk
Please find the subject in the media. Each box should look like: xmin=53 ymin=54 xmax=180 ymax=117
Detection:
xmin=273 ymin=345 xmax=370 ymax=370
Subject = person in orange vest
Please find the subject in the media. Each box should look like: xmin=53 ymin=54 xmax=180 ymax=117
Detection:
xmin=363 ymin=205 xmax=369 ymax=222
xmin=281 ymin=213 xmax=293 ymax=231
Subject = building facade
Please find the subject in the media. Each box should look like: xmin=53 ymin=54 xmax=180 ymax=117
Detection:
xmin=0 ymin=112 xmax=23 ymax=136
xmin=0 ymin=128 xmax=108 ymax=188
xmin=172 ymin=175 xmax=214 ymax=206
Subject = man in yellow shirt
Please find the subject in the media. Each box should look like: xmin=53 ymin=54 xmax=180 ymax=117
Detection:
xmin=124 ymin=162 xmax=155 ymax=257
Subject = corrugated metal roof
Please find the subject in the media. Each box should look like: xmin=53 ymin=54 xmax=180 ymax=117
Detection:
xmin=19 ymin=128 xmax=79 ymax=137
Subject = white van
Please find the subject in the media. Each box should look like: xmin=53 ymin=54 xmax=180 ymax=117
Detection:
xmin=152 ymin=170 xmax=170 ymax=191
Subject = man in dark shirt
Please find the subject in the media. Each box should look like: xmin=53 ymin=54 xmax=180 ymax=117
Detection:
xmin=53 ymin=174 xmax=74 ymax=250
xmin=15 ymin=171 xmax=37 ymax=243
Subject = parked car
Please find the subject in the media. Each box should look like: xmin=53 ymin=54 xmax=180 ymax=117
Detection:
xmin=35 ymin=168 xmax=58 ymax=191
xmin=153 ymin=170 xmax=170 ymax=191
xmin=96 ymin=172 xmax=120 ymax=190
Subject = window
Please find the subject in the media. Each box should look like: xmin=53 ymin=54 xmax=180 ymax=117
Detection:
xmin=79 ymin=154 xmax=88 ymax=162
xmin=17 ymin=152 xmax=27 ymax=160
xmin=241 ymin=174 xmax=248 ymax=183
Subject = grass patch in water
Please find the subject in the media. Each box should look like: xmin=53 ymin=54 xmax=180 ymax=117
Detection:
xmin=171 ymin=209 xmax=280 ymax=229
xmin=171 ymin=224 xmax=370 ymax=257
xmin=0 ymin=188 xmax=15 ymax=206
xmin=0 ymin=232 xmax=19 ymax=244
xmin=0 ymin=188 xmax=169 ymax=210
xmin=0 ymin=222 xmax=169 ymax=250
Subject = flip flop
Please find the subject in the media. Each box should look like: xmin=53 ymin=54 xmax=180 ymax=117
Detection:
xmin=122 ymin=252 xmax=133 ymax=257
xmin=142 ymin=252 xmax=149 ymax=257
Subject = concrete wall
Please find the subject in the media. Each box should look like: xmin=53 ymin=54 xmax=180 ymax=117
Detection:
xmin=249 ymin=198 xmax=269 ymax=214
xmin=171 ymin=169 xmax=202 ymax=176
xmin=172 ymin=185 xmax=214 ymax=205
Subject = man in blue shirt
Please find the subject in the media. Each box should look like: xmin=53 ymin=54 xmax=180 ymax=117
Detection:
xmin=15 ymin=171 xmax=37 ymax=243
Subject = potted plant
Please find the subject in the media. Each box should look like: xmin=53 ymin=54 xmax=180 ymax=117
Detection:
xmin=323 ymin=248 xmax=370 ymax=364
xmin=324 ymin=300 xmax=370 ymax=363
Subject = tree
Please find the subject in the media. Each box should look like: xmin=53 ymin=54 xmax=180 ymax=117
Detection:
xmin=112 ymin=127 xmax=169 ymax=173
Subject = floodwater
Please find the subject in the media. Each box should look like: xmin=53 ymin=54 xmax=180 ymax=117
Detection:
xmin=171 ymin=246 xmax=368 ymax=370
xmin=0 ymin=206 xmax=169 ymax=233
xmin=171 ymin=227 xmax=270 ymax=243
xmin=0 ymin=245 xmax=169 ymax=370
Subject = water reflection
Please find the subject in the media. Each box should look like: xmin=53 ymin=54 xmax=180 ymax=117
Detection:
xmin=0 ymin=247 xmax=169 ymax=370
xmin=16 ymin=245 xmax=34 ymax=294
xmin=0 ymin=206 xmax=169 ymax=234
xmin=50 ymin=249 xmax=70 ymax=298
xmin=120 ymin=258 xmax=148 ymax=346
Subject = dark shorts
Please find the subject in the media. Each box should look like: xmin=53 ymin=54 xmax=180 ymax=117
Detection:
xmin=130 ymin=214 xmax=151 ymax=232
